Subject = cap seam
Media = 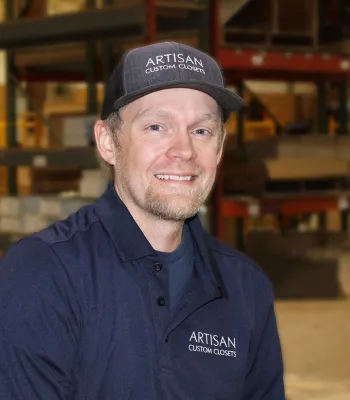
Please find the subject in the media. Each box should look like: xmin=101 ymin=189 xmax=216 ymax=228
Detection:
xmin=176 ymin=42 xmax=182 ymax=81
xmin=122 ymin=49 xmax=133 ymax=96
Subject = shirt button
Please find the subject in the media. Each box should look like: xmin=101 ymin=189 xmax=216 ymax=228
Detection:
xmin=153 ymin=262 xmax=163 ymax=272
xmin=157 ymin=297 xmax=166 ymax=307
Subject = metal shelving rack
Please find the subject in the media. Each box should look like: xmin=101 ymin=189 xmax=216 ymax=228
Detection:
xmin=0 ymin=0 xmax=217 ymax=254
xmin=0 ymin=0 xmax=350 ymax=249
xmin=211 ymin=0 xmax=350 ymax=246
xmin=0 ymin=0 xmax=216 ymax=191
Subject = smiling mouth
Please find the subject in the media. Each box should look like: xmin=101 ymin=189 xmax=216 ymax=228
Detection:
xmin=155 ymin=174 xmax=196 ymax=182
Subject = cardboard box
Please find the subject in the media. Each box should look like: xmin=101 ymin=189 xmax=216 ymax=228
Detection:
xmin=0 ymin=197 xmax=21 ymax=216
xmin=0 ymin=216 xmax=22 ymax=233
xmin=38 ymin=197 xmax=63 ymax=217
xmin=79 ymin=170 xmax=108 ymax=198
xmin=22 ymin=214 xmax=47 ymax=234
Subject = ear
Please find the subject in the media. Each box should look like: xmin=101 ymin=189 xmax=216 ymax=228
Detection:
xmin=216 ymin=129 xmax=227 ymax=165
xmin=94 ymin=120 xmax=116 ymax=166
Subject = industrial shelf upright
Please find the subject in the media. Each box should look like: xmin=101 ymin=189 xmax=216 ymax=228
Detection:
xmin=0 ymin=0 xmax=216 ymax=193
xmin=4 ymin=0 xmax=17 ymax=195
xmin=210 ymin=0 xmax=350 ymax=246
xmin=1 ymin=0 xmax=350 ymax=248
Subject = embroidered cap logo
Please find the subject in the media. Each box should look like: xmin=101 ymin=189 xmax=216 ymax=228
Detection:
xmin=145 ymin=53 xmax=206 ymax=75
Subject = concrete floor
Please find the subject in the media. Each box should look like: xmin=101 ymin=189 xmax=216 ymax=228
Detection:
xmin=275 ymin=300 xmax=350 ymax=400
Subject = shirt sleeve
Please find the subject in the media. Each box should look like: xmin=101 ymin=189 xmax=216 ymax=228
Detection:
xmin=0 ymin=238 xmax=82 ymax=400
xmin=241 ymin=276 xmax=286 ymax=400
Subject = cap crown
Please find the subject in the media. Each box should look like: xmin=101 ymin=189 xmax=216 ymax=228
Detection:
xmin=101 ymin=42 xmax=225 ymax=119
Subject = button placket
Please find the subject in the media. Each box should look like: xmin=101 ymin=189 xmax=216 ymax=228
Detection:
xmin=153 ymin=262 xmax=163 ymax=272
xmin=157 ymin=297 xmax=166 ymax=307
xmin=145 ymin=257 xmax=169 ymax=347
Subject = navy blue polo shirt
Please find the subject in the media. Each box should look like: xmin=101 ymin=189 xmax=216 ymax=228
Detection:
xmin=0 ymin=182 xmax=285 ymax=400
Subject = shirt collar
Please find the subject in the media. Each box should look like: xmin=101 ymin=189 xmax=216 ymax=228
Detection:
xmin=95 ymin=182 xmax=223 ymax=296
xmin=187 ymin=215 xmax=225 ymax=298
xmin=94 ymin=182 xmax=155 ymax=261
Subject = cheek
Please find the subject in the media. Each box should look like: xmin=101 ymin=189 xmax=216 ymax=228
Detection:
xmin=198 ymin=147 xmax=220 ymax=172
xmin=127 ymin=142 xmax=163 ymax=172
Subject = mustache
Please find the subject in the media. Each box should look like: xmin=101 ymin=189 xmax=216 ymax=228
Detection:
xmin=154 ymin=162 xmax=203 ymax=174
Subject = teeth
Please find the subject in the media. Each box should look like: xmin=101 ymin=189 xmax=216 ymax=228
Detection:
xmin=155 ymin=174 xmax=193 ymax=181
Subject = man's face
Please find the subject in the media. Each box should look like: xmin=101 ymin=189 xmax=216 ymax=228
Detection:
xmin=112 ymin=88 xmax=224 ymax=221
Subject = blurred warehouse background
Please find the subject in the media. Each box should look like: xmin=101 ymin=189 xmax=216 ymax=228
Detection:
xmin=0 ymin=0 xmax=350 ymax=398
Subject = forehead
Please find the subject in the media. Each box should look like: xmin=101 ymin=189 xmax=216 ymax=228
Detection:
xmin=123 ymin=88 xmax=219 ymax=120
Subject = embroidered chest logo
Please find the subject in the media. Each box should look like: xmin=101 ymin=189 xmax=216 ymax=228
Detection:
xmin=188 ymin=330 xmax=237 ymax=358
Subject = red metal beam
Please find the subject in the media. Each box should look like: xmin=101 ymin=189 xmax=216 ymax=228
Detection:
xmin=224 ymin=69 xmax=347 ymax=84
xmin=210 ymin=0 xmax=220 ymax=57
xmin=221 ymin=200 xmax=248 ymax=218
xmin=260 ymin=196 xmax=339 ymax=215
xmin=209 ymin=0 xmax=222 ymax=237
xmin=279 ymin=198 xmax=338 ymax=215
xmin=147 ymin=0 xmax=156 ymax=43
xmin=218 ymin=47 xmax=350 ymax=75
xmin=21 ymin=66 xmax=347 ymax=84
xmin=221 ymin=195 xmax=348 ymax=218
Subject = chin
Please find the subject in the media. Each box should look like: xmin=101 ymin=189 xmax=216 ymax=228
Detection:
xmin=145 ymin=195 xmax=201 ymax=221
xmin=154 ymin=207 xmax=199 ymax=221
xmin=166 ymin=194 xmax=201 ymax=208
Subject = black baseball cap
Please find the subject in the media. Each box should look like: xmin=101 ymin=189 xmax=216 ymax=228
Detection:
xmin=101 ymin=42 xmax=243 ymax=121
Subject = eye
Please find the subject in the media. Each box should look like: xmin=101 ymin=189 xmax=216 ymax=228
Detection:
xmin=194 ymin=128 xmax=210 ymax=136
xmin=146 ymin=124 xmax=164 ymax=131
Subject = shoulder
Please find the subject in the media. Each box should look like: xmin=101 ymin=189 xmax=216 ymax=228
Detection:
xmin=0 ymin=236 xmax=64 ymax=278
xmin=0 ymin=202 xmax=102 ymax=301
xmin=0 ymin=236 xmax=79 ymax=305
xmin=31 ymin=202 xmax=100 ymax=248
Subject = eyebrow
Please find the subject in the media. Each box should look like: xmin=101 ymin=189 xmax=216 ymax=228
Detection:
xmin=132 ymin=109 xmax=220 ymax=124
xmin=132 ymin=108 xmax=176 ymax=123
xmin=132 ymin=108 xmax=152 ymax=123
xmin=198 ymin=112 xmax=220 ymax=124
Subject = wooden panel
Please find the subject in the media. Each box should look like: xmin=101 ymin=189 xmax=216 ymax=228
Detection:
xmin=225 ymin=0 xmax=270 ymax=28
xmin=220 ymin=0 xmax=250 ymax=26
xmin=327 ymin=209 xmax=341 ymax=231
xmin=0 ymin=86 xmax=5 ymax=120
xmin=324 ymin=39 xmax=350 ymax=56
xmin=31 ymin=168 xmax=81 ymax=194
xmin=0 ymin=168 xmax=7 ymax=195
xmin=47 ymin=0 xmax=85 ymax=15
xmin=266 ymin=158 xmax=350 ymax=180
xmin=257 ymin=92 xmax=316 ymax=126
xmin=277 ymin=0 xmax=314 ymax=33
xmin=15 ymin=43 xmax=86 ymax=67
xmin=17 ymin=167 xmax=32 ymax=195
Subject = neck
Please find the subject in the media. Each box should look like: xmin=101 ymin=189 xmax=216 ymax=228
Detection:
xmin=136 ymin=216 xmax=184 ymax=253
xmin=115 ymin=184 xmax=184 ymax=252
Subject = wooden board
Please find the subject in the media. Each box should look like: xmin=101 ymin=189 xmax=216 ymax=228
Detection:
xmin=14 ymin=43 xmax=86 ymax=67
xmin=266 ymin=158 xmax=350 ymax=180
xmin=0 ymin=86 xmax=5 ymax=120
xmin=0 ymin=85 xmax=6 ymax=194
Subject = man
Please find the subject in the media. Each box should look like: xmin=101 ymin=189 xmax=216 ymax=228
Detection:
xmin=0 ymin=42 xmax=285 ymax=399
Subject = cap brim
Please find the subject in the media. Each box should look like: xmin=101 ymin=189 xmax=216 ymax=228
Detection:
xmin=112 ymin=81 xmax=243 ymax=121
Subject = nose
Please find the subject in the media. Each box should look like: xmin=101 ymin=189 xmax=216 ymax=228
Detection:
xmin=166 ymin=130 xmax=196 ymax=162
